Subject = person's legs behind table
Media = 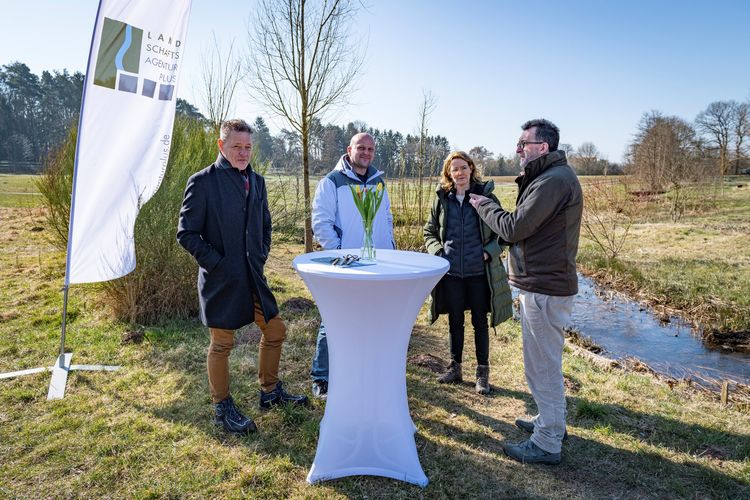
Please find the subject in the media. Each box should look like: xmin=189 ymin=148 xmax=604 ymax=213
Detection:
xmin=503 ymin=290 xmax=573 ymax=464
xmin=255 ymin=299 xmax=309 ymax=409
xmin=208 ymin=327 xmax=257 ymax=434
xmin=438 ymin=275 xmax=466 ymax=384
xmin=310 ymin=323 xmax=329 ymax=399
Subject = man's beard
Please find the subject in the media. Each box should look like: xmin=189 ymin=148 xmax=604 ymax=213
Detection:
xmin=521 ymin=152 xmax=542 ymax=168
xmin=351 ymin=159 xmax=369 ymax=171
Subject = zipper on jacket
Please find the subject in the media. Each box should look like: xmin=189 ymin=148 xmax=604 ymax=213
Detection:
xmin=459 ymin=197 xmax=464 ymax=277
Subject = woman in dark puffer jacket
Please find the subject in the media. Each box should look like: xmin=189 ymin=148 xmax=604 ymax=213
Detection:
xmin=424 ymin=151 xmax=512 ymax=394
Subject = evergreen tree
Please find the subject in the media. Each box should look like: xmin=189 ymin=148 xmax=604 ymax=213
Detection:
xmin=251 ymin=116 xmax=274 ymax=165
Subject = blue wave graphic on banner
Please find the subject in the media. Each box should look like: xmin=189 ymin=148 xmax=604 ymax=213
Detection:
xmin=114 ymin=24 xmax=133 ymax=71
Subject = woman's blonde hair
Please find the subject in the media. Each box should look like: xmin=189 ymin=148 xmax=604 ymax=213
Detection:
xmin=439 ymin=150 xmax=482 ymax=192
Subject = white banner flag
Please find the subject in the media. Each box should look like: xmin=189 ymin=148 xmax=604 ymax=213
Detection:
xmin=67 ymin=0 xmax=192 ymax=284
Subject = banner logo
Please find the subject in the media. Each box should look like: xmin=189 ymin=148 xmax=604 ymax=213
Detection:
xmin=93 ymin=17 xmax=180 ymax=101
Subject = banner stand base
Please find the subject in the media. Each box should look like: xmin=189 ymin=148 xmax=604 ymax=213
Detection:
xmin=0 ymin=353 xmax=120 ymax=400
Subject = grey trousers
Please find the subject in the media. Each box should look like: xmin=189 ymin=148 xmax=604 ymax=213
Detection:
xmin=518 ymin=290 xmax=575 ymax=454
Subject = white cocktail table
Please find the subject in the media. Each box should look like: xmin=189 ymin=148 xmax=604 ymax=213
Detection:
xmin=293 ymin=249 xmax=449 ymax=487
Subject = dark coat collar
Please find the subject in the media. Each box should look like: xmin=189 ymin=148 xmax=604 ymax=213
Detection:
xmin=215 ymin=153 xmax=255 ymax=198
xmin=515 ymin=150 xmax=567 ymax=192
xmin=215 ymin=153 xmax=254 ymax=175
xmin=439 ymin=179 xmax=495 ymax=200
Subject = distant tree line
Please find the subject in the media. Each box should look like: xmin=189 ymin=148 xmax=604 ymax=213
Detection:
xmin=0 ymin=61 xmax=624 ymax=179
xmin=0 ymin=62 xmax=623 ymax=179
xmin=0 ymin=62 xmax=455 ymax=178
xmin=465 ymin=142 xmax=624 ymax=178
xmin=247 ymin=115 xmax=451 ymax=178
xmin=0 ymin=62 xmax=83 ymax=164
xmin=10 ymin=61 xmax=745 ymax=184
xmin=247 ymin=117 xmax=631 ymax=179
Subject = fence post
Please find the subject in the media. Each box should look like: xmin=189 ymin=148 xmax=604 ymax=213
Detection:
xmin=720 ymin=380 xmax=729 ymax=406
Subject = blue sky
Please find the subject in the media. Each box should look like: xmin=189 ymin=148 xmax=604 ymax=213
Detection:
xmin=1 ymin=0 xmax=749 ymax=162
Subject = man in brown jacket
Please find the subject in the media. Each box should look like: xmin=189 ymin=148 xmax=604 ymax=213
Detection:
xmin=469 ymin=119 xmax=582 ymax=464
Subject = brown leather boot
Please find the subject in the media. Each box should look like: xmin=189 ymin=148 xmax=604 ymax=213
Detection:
xmin=475 ymin=365 xmax=490 ymax=394
xmin=437 ymin=360 xmax=463 ymax=383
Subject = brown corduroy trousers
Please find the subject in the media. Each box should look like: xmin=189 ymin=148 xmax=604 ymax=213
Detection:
xmin=207 ymin=300 xmax=287 ymax=403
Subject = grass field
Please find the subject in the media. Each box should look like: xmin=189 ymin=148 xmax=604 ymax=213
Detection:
xmin=577 ymin=177 xmax=750 ymax=334
xmin=0 ymin=174 xmax=43 ymax=208
xmin=1 ymin=175 xmax=749 ymax=498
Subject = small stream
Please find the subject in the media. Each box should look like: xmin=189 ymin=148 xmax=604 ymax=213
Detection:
xmin=515 ymin=275 xmax=750 ymax=387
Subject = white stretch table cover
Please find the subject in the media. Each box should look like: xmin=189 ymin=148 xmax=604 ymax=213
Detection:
xmin=293 ymin=249 xmax=448 ymax=487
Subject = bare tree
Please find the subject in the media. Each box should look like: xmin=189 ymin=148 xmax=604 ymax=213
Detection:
xmin=470 ymin=146 xmax=509 ymax=176
xmin=629 ymin=112 xmax=706 ymax=220
xmin=731 ymin=101 xmax=749 ymax=174
xmin=695 ymin=101 xmax=734 ymax=179
xmin=200 ymin=33 xmax=244 ymax=133
xmin=415 ymin=91 xmax=437 ymax=223
xmin=469 ymin=145 xmax=493 ymax=175
xmin=247 ymin=0 xmax=363 ymax=252
xmin=558 ymin=143 xmax=575 ymax=157
xmin=576 ymin=142 xmax=599 ymax=158
xmin=571 ymin=141 xmax=603 ymax=175
xmin=581 ymin=177 xmax=636 ymax=261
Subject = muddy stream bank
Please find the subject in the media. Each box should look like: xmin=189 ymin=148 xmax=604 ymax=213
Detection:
xmin=513 ymin=274 xmax=750 ymax=388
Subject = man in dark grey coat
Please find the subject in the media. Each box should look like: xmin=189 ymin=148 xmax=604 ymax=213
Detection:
xmin=177 ymin=119 xmax=307 ymax=435
xmin=469 ymin=119 xmax=582 ymax=464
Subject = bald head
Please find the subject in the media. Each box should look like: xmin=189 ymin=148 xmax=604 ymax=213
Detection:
xmin=349 ymin=132 xmax=373 ymax=148
xmin=347 ymin=133 xmax=376 ymax=175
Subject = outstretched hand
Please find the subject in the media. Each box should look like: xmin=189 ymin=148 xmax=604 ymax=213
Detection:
xmin=468 ymin=193 xmax=490 ymax=209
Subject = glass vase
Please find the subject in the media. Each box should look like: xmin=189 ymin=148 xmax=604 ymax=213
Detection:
xmin=360 ymin=224 xmax=376 ymax=262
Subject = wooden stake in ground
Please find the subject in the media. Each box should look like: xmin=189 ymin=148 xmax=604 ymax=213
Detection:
xmin=721 ymin=380 xmax=729 ymax=406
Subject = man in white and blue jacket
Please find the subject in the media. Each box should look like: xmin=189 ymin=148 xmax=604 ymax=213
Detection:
xmin=309 ymin=132 xmax=396 ymax=398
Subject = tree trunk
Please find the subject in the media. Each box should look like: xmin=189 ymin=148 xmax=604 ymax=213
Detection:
xmin=302 ymin=119 xmax=313 ymax=252
xmin=299 ymin=0 xmax=313 ymax=253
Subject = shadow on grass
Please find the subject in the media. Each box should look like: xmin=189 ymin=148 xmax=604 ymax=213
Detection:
xmin=113 ymin=312 xmax=323 ymax=472
xmin=406 ymin=365 xmax=750 ymax=498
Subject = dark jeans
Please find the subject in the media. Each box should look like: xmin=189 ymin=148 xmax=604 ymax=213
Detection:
xmin=310 ymin=323 xmax=328 ymax=382
xmin=442 ymin=274 xmax=490 ymax=365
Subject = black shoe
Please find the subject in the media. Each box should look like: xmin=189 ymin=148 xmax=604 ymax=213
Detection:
xmin=312 ymin=380 xmax=328 ymax=399
xmin=503 ymin=439 xmax=561 ymax=465
xmin=437 ymin=360 xmax=463 ymax=384
xmin=214 ymin=396 xmax=256 ymax=434
xmin=259 ymin=381 xmax=309 ymax=409
xmin=515 ymin=418 xmax=568 ymax=440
